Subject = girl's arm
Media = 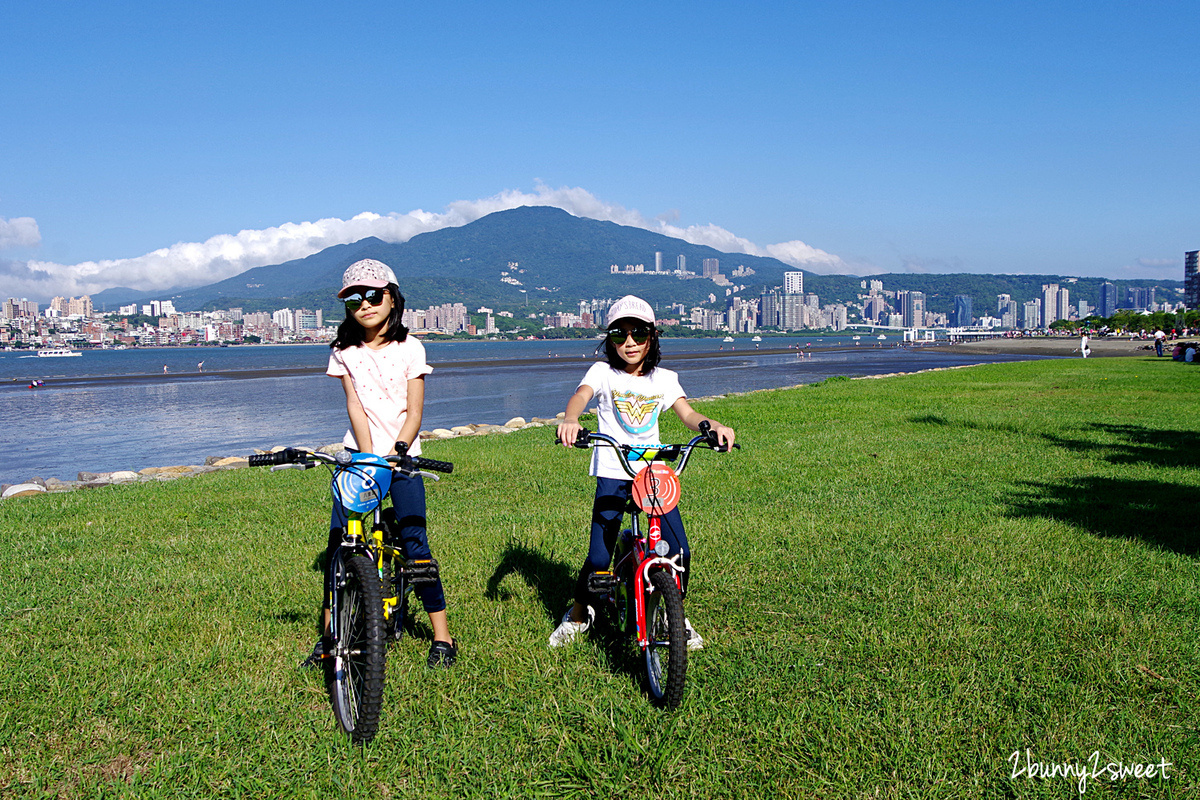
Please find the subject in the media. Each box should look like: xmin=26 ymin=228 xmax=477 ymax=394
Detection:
xmin=670 ymin=398 xmax=736 ymax=451
xmin=556 ymin=384 xmax=595 ymax=447
xmin=341 ymin=374 xmax=374 ymax=453
xmin=394 ymin=376 xmax=425 ymax=454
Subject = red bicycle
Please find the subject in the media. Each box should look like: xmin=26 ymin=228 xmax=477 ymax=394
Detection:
xmin=563 ymin=421 xmax=738 ymax=708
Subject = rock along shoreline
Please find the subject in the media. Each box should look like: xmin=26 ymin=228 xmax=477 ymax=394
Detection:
xmin=1 ymin=415 xmax=566 ymax=500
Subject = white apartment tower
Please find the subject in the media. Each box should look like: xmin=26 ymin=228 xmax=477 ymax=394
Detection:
xmin=784 ymin=271 xmax=804 ymax=295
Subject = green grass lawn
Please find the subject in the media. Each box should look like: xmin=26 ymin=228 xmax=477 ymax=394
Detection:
xmin=2 ymin=356 xmax=1197 ymax=798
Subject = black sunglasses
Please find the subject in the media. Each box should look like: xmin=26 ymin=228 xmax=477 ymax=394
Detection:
xmin=344 ymin=288 xmax=387 ymax=311
xmin=607 ymin=325 xmax=652 ymax=344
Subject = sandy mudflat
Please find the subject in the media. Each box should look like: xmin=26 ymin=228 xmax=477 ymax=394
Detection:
xmin=946 ymin=336 xmax=1163 ymax=358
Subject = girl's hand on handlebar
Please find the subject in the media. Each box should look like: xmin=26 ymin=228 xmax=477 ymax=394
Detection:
xmin=710 ymin=423 xmax=736 ymax=452
xmin=557 ymin=420 xmax=583 ymax=448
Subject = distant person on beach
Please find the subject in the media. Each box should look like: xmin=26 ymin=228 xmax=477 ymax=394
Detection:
xmin=163 ymin=365 xmax=168 ymax=374
xmin=551 ymin=294 xmax=736 ymax=650
xmin=1154 ymin=330 xmax=1166 ymax=357
xmin=198 ymin=361 xmax=204 ymax=372
xmin=1080 ymin=334 xmax=1091 ymax=359
xmin=317 ymin=258 xmax=457 ymax=669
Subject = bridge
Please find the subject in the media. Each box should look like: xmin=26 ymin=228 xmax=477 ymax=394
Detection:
xmin=845 ymin=324 xmax=1007 ymax=342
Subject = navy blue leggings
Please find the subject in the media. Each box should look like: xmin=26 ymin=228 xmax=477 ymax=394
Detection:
xmin=326 ymin=472 xmax=446 ymax=613
xmin=573 ymin=477 xmax=691 ymax=607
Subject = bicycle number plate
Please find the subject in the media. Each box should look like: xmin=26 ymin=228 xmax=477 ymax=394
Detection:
xmin=632 ymin=462 xmax=680 ymax=515
xmin=332 ymin=454 xmax=393 ymax=513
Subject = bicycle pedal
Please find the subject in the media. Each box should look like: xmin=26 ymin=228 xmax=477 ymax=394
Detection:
xmin=400 ymin=558 xmax=440 ymax=585
xmin=588 ymin=571 xmax=618 ymax=593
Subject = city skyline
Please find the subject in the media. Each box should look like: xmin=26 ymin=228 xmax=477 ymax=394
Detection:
xmin=2 ymin=2 xmax=1197 ymax=302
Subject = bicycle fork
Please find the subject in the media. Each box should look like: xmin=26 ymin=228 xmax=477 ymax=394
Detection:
xmin=633 ymin=514 xmax=686 ymax=650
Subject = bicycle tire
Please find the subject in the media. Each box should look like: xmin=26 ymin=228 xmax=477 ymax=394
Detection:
xmin=644 ymin=570 xmax=687 ymax=709
xmin=325 ymin=553 xmax=386 ymax=744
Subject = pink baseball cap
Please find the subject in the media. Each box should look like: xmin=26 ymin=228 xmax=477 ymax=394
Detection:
xmin=338 ymin=259 xmax=398 ymax=298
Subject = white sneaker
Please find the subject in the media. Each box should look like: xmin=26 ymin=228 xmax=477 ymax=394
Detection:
xmin=548 ymin=606 xmax=594 ymax=648
xmin=684 ymin=618 xmax=704 ymax=650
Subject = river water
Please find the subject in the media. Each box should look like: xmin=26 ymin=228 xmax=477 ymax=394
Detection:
xmin=0 ymin=336 xmax=1041 ymax=484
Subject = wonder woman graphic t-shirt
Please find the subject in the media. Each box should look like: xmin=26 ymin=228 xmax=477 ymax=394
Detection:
xmin=578 ymin=362 xmax=685 ymax=480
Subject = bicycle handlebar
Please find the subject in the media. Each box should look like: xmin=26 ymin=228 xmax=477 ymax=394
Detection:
xmin=248 ymin=447 xmax=454 ymax=474
xmin=556 ymin=421 xmax=738 ymax=479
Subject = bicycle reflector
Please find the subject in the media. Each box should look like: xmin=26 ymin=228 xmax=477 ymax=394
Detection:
xmin=332 ymin=454 xmax=393 ymax=513
xmin=632 ymin=462 xmax=681 ymax=516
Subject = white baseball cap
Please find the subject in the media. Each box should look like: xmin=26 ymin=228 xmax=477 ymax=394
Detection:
xmin=338 ymin=259 xmax=398 ymax=298
xmin=607 ymin=295 xmax=655 ymax=327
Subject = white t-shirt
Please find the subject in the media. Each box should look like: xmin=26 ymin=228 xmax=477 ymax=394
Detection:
xmin=327 ymin=337 xmax=433 ymax=456
xmin=579 ymin=362 xmax=686 ymax=480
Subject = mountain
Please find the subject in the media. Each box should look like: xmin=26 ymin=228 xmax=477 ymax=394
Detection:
xmin=94 ymin=206 xmax=1184 ymax=318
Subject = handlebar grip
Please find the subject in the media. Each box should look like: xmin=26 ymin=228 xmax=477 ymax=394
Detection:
xmin=248 ymin=448 xmax=302 ymax=467
xmin=412 ymin=456 xmax=454 ymax=474
xmin=554 ymin=427 xmax=592 ymax=447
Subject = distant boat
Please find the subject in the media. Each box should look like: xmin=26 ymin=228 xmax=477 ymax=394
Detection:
xmin=877 ymin=335 xmax=887 ymax=340
xmin=723 ymin=336 xmax=734 ymax=342
xmin=751 ymin=335 xmax=762 ymax=342
xmin=37 ymin=347 xmax=82 ymax=358
xmin=852 ymin=335 xmax=861 ymax=340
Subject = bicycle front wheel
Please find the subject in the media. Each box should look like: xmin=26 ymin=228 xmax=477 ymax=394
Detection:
xmin=326 ymin=553 xmax=386 ymax=744
xmin=644 ymin=570 xmax=687 ymax=709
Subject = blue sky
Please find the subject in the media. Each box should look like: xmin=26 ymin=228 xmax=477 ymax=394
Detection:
xmin=2 ymin=0 xmax=1197 ymax=300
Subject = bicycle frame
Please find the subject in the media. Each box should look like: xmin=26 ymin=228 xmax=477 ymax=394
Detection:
xmin=579 ymin=429 xmax=718 ymax=649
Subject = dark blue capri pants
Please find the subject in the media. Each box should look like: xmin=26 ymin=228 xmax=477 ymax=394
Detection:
xmin=573 ymin=476 xmax=691 ymax=607
xmin=326 ymin=472 xmax=446 ymax=613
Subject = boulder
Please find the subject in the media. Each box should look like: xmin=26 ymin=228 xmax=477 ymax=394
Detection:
xmin=450 ymin=426 xmax=476 ymax=436
xmin=111 ymin=471 xmax=140 ymax=482
xmin=77 ymin=471 xmax=112 ymax=483
xmin=428 ymin=428 xmax=454 ymax=439
xmin=504 ymin=416 xmax=527 ymax=428
xmin=2 ymin=483 xmax=47 ymax=500
xmin=208 ymin=457 xmax=248 ymax=468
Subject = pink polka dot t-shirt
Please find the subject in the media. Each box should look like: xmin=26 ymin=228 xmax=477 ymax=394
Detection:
xmin=327 ymin=337 xmax=433 ymax=456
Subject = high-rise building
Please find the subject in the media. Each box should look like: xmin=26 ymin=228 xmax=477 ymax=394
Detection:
xmin=1077 ymin=300 xmax=1091 ymax=320
xmin=655 ymin=251 xmax=663 ymax=273
xmin=759 ymin=290 xmax=780 ymax=328
xmin=677 ymin=255 xmax=687 ymax=273
xmin=1099 ymin=282 xmax=1118 ymax=318
xmin=1056 ymin=287 xmax=1070 ymax=323
xmin=1186 ymin=251 xmax=1199 ymax=308
xmin=953 ymin=295 xmax=973 ymax=327
xmin=702 ymin=258 xmax=719 ymax=278
xmin=1125 ymin=286 xmax=1155 ymax=310
xmin=997 ymin=294 xmax=1018 ymax=329
xmin=781 ymin=294 xmax=806 ymax=330
xmin=1023 ymin=299 xmax=1041 ymax=329
xmin=1041 ymin=284 xmax=1060 ymax=328
xmin=784 ymin=271 xmax=804 ymax=295
xmin=901 ymin=291 xmax=925 ymax=328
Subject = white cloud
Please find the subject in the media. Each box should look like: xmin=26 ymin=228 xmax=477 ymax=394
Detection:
xmin=0 ymin=185 xmax=850 ymax=299
xmin=0 ymin=217 xmax=41 ymax=249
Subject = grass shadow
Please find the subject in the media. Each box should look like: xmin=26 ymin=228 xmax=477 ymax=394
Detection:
xmin=1005 ymin=477 xmax=1199 ymax=556
xmin=485 ymin=539 xmax=576 ymax=620
xmin=909 ymin=415 xmax=1200 ymax=469
xmin=1042 ymin=423 xmax=1200 ymax=469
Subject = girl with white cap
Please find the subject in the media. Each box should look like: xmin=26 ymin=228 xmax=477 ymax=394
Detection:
xmin=551 ymin=295 xmax=736 ymax=650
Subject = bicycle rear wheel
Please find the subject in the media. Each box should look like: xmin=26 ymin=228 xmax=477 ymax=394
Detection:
xmin=326 ymin=553 xmax=386 ymax=744
xmin=644 ymin=570 xmax=687 ymax=709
